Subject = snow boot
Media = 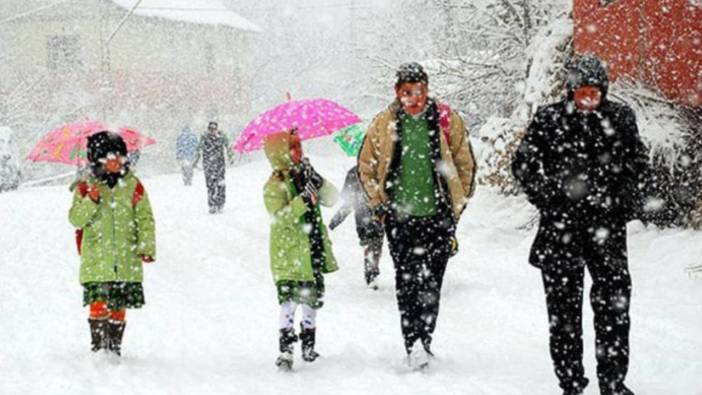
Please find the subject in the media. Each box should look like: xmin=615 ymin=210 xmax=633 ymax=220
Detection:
xmin=275 ymin=328 xmax=297 ymax=371
xmin=88 ymin=318 xmax=108 ymax=352
xmin=107 ymin=320 xmax=126 ymax=357
xmin=562 ymin=377 xmax=589 ymax=395
xmin=421 ymin=338 xmax=434 ymax=358
xmin=299 ymin=324 xmax=320 ymax=362
xmin=408 ymin=340 xmax=429 ymax=370
xmin=600 ymin=383 xmax=634 ymax=395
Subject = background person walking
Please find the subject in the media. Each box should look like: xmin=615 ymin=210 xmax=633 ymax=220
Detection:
xmin=175 ymin=126 xmax=198 ymax=186
xmin=194 ymin=121 xmax=233 ymax=213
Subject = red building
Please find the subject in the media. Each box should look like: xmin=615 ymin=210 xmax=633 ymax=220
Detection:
xmin=573 ymin=0 xmax=702 ymax=107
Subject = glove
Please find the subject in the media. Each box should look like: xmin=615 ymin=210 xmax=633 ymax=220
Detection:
xmin=300 ymin=183 xmax=318 ymax=207
xmin=140 ymin=255 xmax=155 ymax=263
xmin=449 ymin=235 xmax=459 ymax=258
xmin=372 ymin=204 xmax=389 ymax=224
xmin=87 ymin=184 xmax=100 ymax=203
xmin=301 ymin=158 xmax=324 ymax=191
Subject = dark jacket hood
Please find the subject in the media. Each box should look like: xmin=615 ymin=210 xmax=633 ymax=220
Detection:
xmin=565 ymin=54 xmax=609 ymax=100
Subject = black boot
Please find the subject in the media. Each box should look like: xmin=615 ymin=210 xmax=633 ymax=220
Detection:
xmin=88 ymin=318 xmax=108 ymax=352
xmin=600 ymin=383 xmax=634 ymax=395
xmin=562 ymin=377 xmax=589 ymax=395
xmin=421 ymin=338 xmax=434 ymax=357
xmin=275 ymin=328 xmax=297 ymax=370
xmin=107 ymin=320 xmax=126 ymax=357
xmin=299 ymin=324 xmax=320 ymax=362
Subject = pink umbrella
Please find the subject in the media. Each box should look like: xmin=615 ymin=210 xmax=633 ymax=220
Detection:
xmin=234 ymin=98 xmax=361 ymax=153
xmin=28 ymin=121 xmax=156 ymax=165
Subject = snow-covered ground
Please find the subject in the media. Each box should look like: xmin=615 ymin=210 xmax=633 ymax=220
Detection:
xmin=1 ymin=154 xmax=700 ymax=395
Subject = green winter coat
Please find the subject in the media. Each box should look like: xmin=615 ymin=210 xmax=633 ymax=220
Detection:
xmin=68 ymin=172 xmax=156 ymax=284
xmin=263 ymin=132 xmax=339 ymax=284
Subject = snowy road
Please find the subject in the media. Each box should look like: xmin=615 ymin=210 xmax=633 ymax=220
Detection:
xmin=1 ymin=155 xmax=700 ymax=395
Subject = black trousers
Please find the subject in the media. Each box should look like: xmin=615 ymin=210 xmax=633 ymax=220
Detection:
xmin=205 ymin=172 xmax=225 ymax=210
xmin=385 ymin=213 xmax=452 ymax=354
xmin=539 ymin=222 xmax=632 ymax=393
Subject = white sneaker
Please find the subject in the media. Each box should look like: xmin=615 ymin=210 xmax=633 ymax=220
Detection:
xmin=408 ymin=341 xmax=429 ymax=370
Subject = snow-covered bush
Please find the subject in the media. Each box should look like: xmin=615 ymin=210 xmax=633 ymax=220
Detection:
xmin=472 ymin=9 xmax=700 ymax=228
xmin=476 ymin=14 xmax=572 ymax=193
xmin=0 ymin=126 xmax=21 ymax=192
xmin=475 ymin=117 xmax=524 ymax=194
xmin=597 ymin=82 xmax=701 ymax=227
xmin=421 ymin=0 xmax=572 ymax=130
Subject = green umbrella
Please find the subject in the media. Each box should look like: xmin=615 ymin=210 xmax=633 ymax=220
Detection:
xmin=333 ymin=123 xmax=365 ymax=157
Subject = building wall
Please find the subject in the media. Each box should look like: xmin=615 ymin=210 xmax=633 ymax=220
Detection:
xmin=574 ymin=0 xmax=702 ymax=107
xmin=0 ymin=0 xmax=254 ymax=176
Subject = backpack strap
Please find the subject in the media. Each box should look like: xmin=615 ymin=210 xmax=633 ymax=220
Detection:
xmin=132 ymin=181 xmax=144 ymax=208
xmin=438 ymin=103 xmax=452 ymax=146
xmin=75 ymin=182 xmax=89 ymax=255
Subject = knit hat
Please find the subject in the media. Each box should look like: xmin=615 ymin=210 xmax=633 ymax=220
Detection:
xmin=395 ymin=62 xmax=428 ymax=88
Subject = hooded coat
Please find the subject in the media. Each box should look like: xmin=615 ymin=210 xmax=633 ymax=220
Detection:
xmin=69 ymin=171 xmax=156 ymax=284
xmin=263 ymin=132 xmax=338 ymax=283
xmin=512 ymin=55 xmax=649 ymax=268
xmin=176 ymin=127 xmax=199 ymax=162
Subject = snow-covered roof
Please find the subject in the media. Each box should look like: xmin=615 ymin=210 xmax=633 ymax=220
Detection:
xmin=109 ymin=0 xmax=261 ymax=32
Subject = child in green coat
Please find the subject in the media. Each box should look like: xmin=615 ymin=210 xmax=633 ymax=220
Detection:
xmin=69 ymin=131 xmax=156 ymax=358
xmin=262 ymin=130 xmax=338 ymax=370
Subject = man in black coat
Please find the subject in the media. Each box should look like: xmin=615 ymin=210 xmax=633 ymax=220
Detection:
xmin=512 ymin=55 xmax=649 ymax=395
xmin=194 ymin=121 xmax=232 ymax=214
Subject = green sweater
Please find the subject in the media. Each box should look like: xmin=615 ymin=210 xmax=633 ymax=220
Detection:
xmin=395 ymin=114 xmax=437 ymax=217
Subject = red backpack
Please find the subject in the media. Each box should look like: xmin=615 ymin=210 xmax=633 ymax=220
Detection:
xmin=438 ymin=102 xmax=452 ymax=145
xmin=74 ymin=181 xmax=145 ymax=255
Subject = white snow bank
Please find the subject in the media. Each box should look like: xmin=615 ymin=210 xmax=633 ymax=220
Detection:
xmin=110 ymin=0 xmax=261 ymax=32
xmin=0 ymin=153 xmax=700 ymax=394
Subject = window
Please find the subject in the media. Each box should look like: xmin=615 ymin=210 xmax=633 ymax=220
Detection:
xmin=47 ymin=35 xmax=82 ymax=72
xmin=204 ymin=42 xmax=215 ymax=75
xmin=600 ymin=0 xmax=618 ymax=5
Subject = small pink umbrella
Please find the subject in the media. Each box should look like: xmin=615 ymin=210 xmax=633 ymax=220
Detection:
xmin=234 ymin=98 xmax=361 ymax=153
xmin=28 ymin=121 xmax=156 ymax=165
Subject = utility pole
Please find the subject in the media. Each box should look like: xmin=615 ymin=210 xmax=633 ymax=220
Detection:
xmin=98 ymin=0 xmax=143 ymax=120
xmin=98 ymin=1 xmax=112 ymax=120
xmin=349 ymin=0 xmax=356 ymax=47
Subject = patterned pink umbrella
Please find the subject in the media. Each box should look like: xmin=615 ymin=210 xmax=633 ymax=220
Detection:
xmin=234 ymin=98 xmax=361 ymax=153
xmin=28 ymin=120 xmax=156 ymax=165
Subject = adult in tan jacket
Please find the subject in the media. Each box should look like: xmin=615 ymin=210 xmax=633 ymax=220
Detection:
xmin=357 ymin=62 xmax=476 ymax=369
